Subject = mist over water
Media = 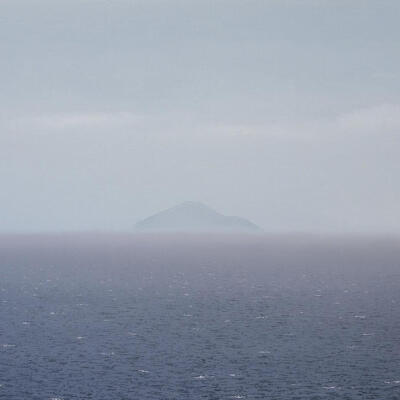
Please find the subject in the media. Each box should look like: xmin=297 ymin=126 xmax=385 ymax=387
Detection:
xmin=1 ymin=234 xmax=399 ymax=399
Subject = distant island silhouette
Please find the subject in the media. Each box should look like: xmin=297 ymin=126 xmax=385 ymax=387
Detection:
xmin=135 ymin=201 xmax=261 ymax=233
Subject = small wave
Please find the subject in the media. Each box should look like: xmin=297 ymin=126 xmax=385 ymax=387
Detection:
xmin=100 ymin=352 xmax=115 ymax=356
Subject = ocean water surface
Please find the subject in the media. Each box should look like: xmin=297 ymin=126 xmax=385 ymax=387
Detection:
xmin=0 ymin=234 xmax=399 ymax=399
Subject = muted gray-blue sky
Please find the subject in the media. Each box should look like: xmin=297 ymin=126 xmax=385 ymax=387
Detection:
xmin=0 ymin=0 xmax=399 ymax=233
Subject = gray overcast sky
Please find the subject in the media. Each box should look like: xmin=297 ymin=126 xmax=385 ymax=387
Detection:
xmin=0 ymin=0 xmax=399 ymax=233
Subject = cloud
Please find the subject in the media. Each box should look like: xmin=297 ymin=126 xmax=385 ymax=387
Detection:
xmin=212 ymin=103 xmax=400 ymax=140
xmin=33 ymin=112 xmax=142 ymax=129
xmin=29 ymin=112 xmax=143 ymax=131
xmin=336 ymin=104 xmax=400 ymax=135
xmin=0 ymin=111 xmax=148 ymax=136
xmin=1 ymin=103 xmax=399 ymax=143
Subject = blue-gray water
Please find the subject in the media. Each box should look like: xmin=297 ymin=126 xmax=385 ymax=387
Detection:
xmin=1 ymin=234 xmax=400 ymax=400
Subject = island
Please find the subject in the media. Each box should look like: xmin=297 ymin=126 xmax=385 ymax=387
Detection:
xmin=135 ymin=201 xmax=261 ymax=233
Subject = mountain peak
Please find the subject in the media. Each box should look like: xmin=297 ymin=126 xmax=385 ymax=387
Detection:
xmin=173 ymin=201 xmax=211 ymax=210
xmin=135 ymin=202 xmax=261 ymax=233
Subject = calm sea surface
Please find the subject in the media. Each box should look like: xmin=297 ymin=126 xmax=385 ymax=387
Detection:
xmin=0 ymin=234 xmax=399 ymax=400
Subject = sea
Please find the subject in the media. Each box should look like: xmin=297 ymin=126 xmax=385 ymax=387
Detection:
xmin=0 ymin=233 xmax=399 ymax=400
